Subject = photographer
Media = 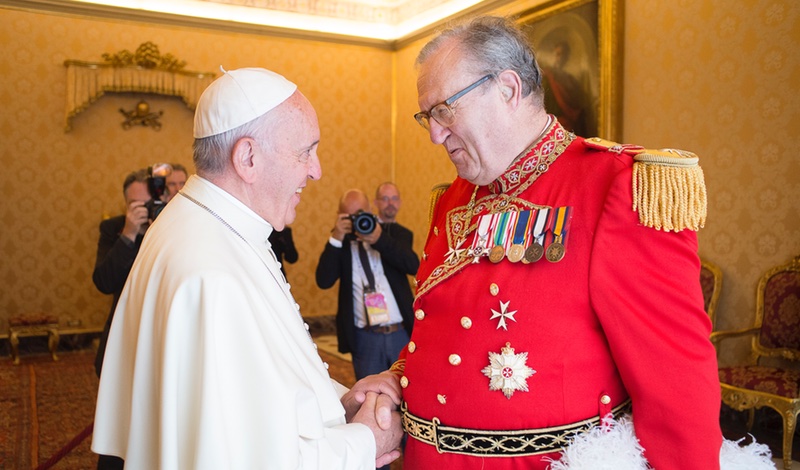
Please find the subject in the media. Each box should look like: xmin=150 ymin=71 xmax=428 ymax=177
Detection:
xmin=315 ymin=189 xmax=419 ymax=382
xmin=164 ymin=162 xmax=188 ymax=202
xmin=93 ymin=165 xmax=172 ymax=378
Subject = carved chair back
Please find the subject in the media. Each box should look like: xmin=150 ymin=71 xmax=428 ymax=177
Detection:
xmin=754 ymin=256 xmax=800 ymax=363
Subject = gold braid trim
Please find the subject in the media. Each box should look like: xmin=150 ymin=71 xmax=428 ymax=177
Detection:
xmin=389 ymin=359 xmax=406 ymax=376
xmin=632 ymin=148 xmax=707 ymax=232
xmin=428 ymin=183 xmax=452 ymax=227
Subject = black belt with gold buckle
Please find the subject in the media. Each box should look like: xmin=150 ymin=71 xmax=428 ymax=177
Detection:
xmin=402 ymin=400 xmax=631 ymax=457
xmin=362 ymin=323 xmax=402 ymax=334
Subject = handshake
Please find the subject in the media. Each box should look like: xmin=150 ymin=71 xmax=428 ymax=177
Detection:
xmin=341 ymin=371 xmax=404 ymax=467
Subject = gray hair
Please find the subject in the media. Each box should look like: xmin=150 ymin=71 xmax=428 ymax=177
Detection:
xmin=417 ymin=16 xmax=543 ymax=102
xmin=192 ymin=113 xmax=273 ymax=176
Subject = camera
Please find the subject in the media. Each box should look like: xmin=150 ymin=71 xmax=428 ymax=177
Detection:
xmin=349 ymin=210 xmax=378 ymax=235
xmin=144 ymin=163 xmax=173 ymax=220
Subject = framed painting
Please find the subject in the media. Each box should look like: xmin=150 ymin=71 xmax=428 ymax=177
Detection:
xmin=517 ymin=0 xmax=624 ymax=141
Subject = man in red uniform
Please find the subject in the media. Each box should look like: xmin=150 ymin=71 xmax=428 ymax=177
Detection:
xmin=392 ymin=16 xmax=729 ymax=469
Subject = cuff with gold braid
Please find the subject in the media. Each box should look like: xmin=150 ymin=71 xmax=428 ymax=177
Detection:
xmin=388 ymin=359 xmax=405 ymax=377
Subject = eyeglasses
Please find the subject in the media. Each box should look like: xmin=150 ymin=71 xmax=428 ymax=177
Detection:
xmin=414 ymin=74 xmax=494 ymax=130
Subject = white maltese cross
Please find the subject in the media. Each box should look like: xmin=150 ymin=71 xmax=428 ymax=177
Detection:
xmin=490 ymin=300 xmax=517 ymax=330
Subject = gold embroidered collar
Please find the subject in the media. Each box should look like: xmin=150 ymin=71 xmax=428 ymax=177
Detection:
xmin=488 ymin=118 xmax=573 ymax=197
xmin=416 ymin=119 xmax=574 ymax=299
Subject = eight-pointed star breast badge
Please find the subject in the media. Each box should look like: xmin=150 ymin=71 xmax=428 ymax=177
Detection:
xmin=482 ymin=342 xmax=536 ymax=399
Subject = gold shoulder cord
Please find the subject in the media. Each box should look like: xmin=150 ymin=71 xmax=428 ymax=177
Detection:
xmin=428 ymin=183 xmax=451 ymax=227
xmin=632 ymin=148 xmax=707 ymax=232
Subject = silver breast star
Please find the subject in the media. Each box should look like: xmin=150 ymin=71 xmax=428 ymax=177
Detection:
xmin=482 ymin=342 xmax=536 ymax=399
xmin=490 ymin=300 xmax=517 ymax=330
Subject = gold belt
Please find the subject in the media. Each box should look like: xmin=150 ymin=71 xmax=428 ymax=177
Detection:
xmin=402 ymin=400 xmax=631 ymax=457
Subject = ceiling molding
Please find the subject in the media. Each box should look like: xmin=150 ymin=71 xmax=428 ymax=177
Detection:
xmin=392 ymin=0 xmax=515 ymax=49
xmin=0 ymin=0 xmax=391 ymax=48
xmin=1 ymin=0 xmax=532 ymax=50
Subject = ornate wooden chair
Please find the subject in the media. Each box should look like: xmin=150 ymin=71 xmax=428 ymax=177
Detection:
xmin=712 ymin=255 xmax=800 ymax=470
xmin=700 ymin=258 xmax=723 ymax=328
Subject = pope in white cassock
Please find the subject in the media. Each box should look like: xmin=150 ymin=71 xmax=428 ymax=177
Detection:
xmin=92 ymin=67 xmax=403 ymax=469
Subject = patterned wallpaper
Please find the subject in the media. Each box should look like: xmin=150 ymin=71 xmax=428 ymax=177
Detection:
xmin=0 ymin=9 xmax=392 ymax=333
xmin=1 ymin=0 xmax=798 ymax=367
xmin=623 ymin=0 xmax=800 ymax=364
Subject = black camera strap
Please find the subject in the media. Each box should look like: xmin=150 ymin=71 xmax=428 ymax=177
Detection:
xmin=356 ymin=242 xmax=376 ymax=291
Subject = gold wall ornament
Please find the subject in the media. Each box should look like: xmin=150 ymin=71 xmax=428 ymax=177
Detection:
xmin=102 ymin=41 xmax=187 ymax=71
xmin=63 ymin=42 xmax=215 ymax=132
xmin=120 ymin=100 xmax=163 ymax=131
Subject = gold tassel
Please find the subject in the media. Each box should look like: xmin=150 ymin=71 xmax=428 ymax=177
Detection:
xmin=632 ymin=149 xmax=707 ymax=232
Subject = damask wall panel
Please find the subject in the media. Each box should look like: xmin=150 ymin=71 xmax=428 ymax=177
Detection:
xmin=393 ymin=40 xmax=457 ymax=259
xmin=0 ymin=9 xmax=392 ymax=334
xmin=623 ymin=0 xmax=800 ymax=365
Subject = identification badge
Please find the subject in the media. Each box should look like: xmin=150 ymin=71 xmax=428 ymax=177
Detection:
xmin=364 ymin=290 xmax=390 ymax=325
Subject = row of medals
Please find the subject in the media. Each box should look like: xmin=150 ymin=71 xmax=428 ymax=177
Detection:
xmin=469 ymin=209 xmax=569 ymax=264
xmin=481 ymin=236 xmax=564 ymax=264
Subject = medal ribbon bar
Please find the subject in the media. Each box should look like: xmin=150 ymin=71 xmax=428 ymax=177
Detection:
xmin=507 ymin=210 xmax=532 ymax=263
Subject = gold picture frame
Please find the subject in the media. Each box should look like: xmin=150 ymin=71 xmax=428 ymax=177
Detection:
xmin=517 ymin=0 xmax=623 ymax=141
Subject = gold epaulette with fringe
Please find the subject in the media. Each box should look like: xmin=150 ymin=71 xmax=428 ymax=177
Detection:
xmin=585 ymin=137 xmax=707 ymax=232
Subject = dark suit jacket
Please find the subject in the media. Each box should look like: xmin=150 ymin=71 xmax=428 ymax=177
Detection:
xmin=269 ymin=227 xmax=298 ymax=278
xmin=315 ymin=223 xmax=419 ymax=354
xmin=93 ymin=215 xmax=142 ymax=376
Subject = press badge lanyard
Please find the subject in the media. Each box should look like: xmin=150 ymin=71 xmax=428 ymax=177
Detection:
xmin=356 ymin=241 xmax=376 ymax=291
xmin=354 ymin=240 xmax=391 ymax=326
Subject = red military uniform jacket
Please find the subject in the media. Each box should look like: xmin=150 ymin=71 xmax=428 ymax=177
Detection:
xmin=398 ymin=119 xmax=722 ymax=469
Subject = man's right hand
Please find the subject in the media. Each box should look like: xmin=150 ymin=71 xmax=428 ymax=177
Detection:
xmin=331 ymin=213 xmax=352 ymax=242
xmin=121 ymin=200 xmax=149 ymax=243
xmin=342 ymin=371 xmax=401 ymax=428
xmin=352 ymin=392 xmax=403 ymax=467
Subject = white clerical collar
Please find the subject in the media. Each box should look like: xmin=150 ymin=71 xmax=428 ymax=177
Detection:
xmin=182 ymin=175 xmax=274 ymax=241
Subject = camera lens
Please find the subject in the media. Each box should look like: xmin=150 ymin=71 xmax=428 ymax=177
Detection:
xmin=351 ymin=211 xmax=377 ymax=235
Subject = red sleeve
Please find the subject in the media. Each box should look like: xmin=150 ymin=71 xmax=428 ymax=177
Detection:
xmin=589 ymin=161 xmax=722 ymax=470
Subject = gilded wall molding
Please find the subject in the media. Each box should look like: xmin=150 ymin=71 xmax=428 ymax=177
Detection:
xmin=63 ymin=42 xmax=216 ymax=132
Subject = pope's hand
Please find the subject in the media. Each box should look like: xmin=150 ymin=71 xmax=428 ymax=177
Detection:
xmin=353 ymin=392 xmax=402 ymax=466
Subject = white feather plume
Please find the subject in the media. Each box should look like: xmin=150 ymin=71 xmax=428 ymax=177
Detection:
xmin=545 ymin=414 xmax=777 ymax=470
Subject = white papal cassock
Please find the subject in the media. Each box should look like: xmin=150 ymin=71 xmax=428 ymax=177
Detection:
xmin=92 ymin=175 xmax=375 ymax=469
